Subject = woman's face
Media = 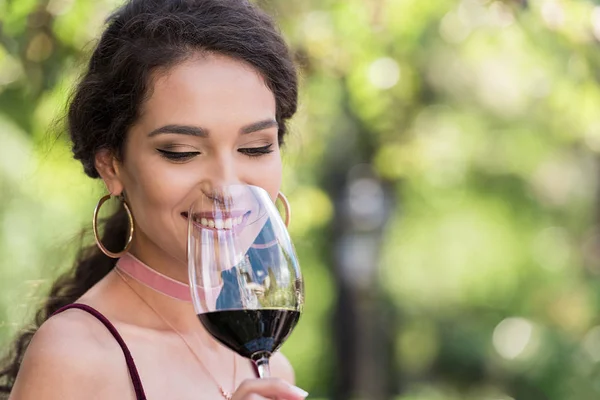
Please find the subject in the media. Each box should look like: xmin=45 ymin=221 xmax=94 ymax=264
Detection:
xmin=97 ymin=54 xmax=282 ymax=263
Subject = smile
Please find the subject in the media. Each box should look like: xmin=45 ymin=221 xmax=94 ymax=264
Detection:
xmin=182 ymin=211 xmax=250 ymax=231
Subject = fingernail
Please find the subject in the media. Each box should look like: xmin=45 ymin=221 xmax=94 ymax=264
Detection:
xmin=289 ymin=385 xmax=309 ymax=398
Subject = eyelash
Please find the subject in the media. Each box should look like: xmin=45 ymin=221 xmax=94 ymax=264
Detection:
xmin=157 ymin=144 xmax=274 ymax=162
xmin=157 ymin=149 xmax=199 ymax=162
xmin=239 ymin=144 xmax=274 ymax=157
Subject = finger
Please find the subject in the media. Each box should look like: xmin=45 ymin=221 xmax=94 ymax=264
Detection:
xmin=243 ymin=395 xmax=268 ymax=400
xmin=234 ymin=378 xmax=308 ymax=400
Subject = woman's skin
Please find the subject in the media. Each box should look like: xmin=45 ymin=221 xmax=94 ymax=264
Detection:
xmin=9 ymin=54 xmax=307 ymax=400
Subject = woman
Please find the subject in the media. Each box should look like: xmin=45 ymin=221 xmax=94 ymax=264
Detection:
xmin=0 ymin=0 xmax=308 ymax=398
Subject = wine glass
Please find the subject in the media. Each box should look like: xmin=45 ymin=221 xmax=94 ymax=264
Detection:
xmin=187 ymin=184 xmax=303 ymax=378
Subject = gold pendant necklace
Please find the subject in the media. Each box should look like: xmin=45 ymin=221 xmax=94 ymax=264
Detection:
xmin=220 ymin=388 xmax=233 ymax=400
xmin=115 ymin=268 xmax=236 ymax=399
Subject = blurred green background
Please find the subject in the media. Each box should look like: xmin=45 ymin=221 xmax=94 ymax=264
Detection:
xmin=2 ymin=0 xmax=600 ymax=398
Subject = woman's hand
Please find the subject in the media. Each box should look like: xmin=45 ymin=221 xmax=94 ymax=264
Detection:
xmin=231 ymin=378 xmax=309 ymax=400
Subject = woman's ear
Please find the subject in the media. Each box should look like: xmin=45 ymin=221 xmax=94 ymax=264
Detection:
xmin=94 ymin=149 xmax=124 ymax=196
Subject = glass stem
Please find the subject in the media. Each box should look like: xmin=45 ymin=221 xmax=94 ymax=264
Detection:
xmin=255 ymin=356 xmax=271 ymax=378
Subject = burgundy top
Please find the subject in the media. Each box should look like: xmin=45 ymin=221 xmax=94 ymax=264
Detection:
xmin=52 ymin=303 xmax=257 ymax=399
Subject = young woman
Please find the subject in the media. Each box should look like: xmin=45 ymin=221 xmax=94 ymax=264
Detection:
xmin=0 ymin=0 xmax=307 ymax=398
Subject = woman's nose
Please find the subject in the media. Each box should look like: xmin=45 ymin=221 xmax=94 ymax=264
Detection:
xmin=206 ymin=151 xmax=243 ymax=186
xmin=197 ymin=152 xmax=244 ymax=201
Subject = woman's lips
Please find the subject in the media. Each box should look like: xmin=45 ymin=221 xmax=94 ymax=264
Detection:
xmin=182 ymin=210 xmax=251 ymax=231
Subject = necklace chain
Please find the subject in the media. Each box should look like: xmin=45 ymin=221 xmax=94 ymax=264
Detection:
xmin=115 ymin=268 xmax=236 ymax=399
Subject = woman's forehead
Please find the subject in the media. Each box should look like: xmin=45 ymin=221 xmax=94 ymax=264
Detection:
xmin=138 ymin=54 xmax=276 ymax=129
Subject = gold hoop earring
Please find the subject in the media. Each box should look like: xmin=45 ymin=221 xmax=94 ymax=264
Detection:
xmin=93 ymin=194 xmax=134 ymax=258
xmin=277 ymin=191 xmax=291 ymax=228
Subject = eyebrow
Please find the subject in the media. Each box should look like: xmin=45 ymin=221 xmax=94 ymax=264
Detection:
xmin=148 ymin=119 xmax=278 ymax=138
xmin=148 ymin=124 xmax=207 ymax=138
xmin=240 ymin=119 xmax=279 ymax=134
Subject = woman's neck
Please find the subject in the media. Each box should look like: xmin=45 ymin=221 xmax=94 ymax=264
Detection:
xmin=128 ymin=238 xmax=189 ymax=284
xmin=111 ymin=242 xmax=207 ymax=337
xmin=117 ymin=253 xmax=192 ymax=302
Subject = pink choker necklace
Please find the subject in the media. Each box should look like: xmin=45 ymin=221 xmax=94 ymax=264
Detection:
xmin=116 ymin=253 xmax=193 ymax=302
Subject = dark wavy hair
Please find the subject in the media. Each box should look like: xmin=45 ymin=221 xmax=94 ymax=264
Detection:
xmin=0 ymin=0 xmax=297 ymax=395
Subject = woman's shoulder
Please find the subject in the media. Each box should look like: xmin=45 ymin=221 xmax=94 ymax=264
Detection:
xmin=38 ymin=304 xmax=123 ymax=353
xmin=9 ymin=305 xmax=129 ymax=399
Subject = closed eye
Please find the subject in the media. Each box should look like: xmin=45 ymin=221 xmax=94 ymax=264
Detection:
xmin=239 ymin=144 xmax=274 ymax=158
xmin=157 ymin=149 xmax=200 ymax=162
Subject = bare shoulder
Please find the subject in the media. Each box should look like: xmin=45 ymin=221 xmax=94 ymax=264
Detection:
xmin=270 ymin=351 xmax=296 ymax=385
xmin=10 ymin=308 xmax=127 ymax=399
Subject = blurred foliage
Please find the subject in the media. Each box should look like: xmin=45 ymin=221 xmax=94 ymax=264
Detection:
xmin=2 ymin=0 xmax=600 ymax=399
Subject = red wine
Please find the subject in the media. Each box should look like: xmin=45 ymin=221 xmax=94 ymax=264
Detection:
xmin=198 ymin=309 xmax=301 ymax=359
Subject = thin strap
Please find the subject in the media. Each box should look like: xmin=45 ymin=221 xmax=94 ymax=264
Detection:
xmin=52 ymin=303 xmax=147 ymax=400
